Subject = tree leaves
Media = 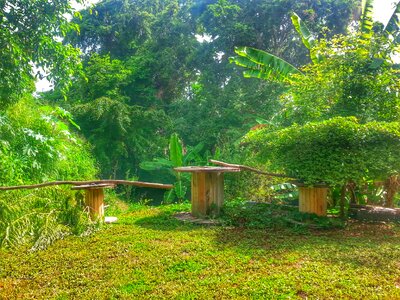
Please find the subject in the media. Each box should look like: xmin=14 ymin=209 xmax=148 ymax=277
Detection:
xmin=0 ymin=0 xmax=83 ymax=106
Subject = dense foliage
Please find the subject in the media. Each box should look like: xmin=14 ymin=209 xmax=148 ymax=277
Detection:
xmin=46 ymin=0 xmax=359 ymax=193
xmin=0 ymin=0 xmax=103 ymax=250
xmin=0 ymin=0 xmax=382 ymax=249
xmin=235 ymin=1 xmax=400 ymax=195
xmin=0 ymin=0 xmax=83 ymax=106
xmin=0 ymin=98 xmax=98 ymax=249
xmin=246 ymin=117 xmax=400 ymax=186
xmin=283 ymin=34 xmax=400 ymax=125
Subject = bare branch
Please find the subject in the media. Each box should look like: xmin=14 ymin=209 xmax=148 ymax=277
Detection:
xmin=209 ymin=159 xmax=295 ymax=178
xmin=0 ymin=180 xmax=173 ymax=191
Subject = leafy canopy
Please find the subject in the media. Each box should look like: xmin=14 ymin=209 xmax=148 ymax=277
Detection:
xmin=0 ymin=0 xmax=84 ymax=105
xmin=282 ymin=34 xmax=400 ymax=125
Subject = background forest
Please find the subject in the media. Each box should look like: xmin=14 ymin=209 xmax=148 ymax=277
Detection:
xmin=46 ymin=0 xmax=359 ymax=194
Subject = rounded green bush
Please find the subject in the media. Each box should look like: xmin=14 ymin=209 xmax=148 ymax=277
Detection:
xmin=246 ymin=117 xmax=400 ymax=186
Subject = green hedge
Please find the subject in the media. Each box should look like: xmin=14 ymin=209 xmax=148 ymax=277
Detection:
xmin=246 ymin=117 xmax=400 ymax=186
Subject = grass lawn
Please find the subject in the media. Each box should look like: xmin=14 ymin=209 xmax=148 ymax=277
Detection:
xmin=1 ymin=203 xmax=400 ymax=299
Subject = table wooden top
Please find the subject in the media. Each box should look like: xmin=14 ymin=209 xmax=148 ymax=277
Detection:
xmin=174 ymin=166 xmax=241 ymax=173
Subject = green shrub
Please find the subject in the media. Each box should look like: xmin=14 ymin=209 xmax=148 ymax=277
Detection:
xmin=0 ymin=97 xmax=98 ymax=250
xmin=245 ymin=117 xmax=400 ymax=186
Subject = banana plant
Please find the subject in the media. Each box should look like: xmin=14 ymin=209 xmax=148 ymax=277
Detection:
xmin=140 ymin=133 xmax=205 ymax=203
xmin=230 ymin=46 xmax=302 ymax=82
xmin=231 ymin=1 xmax=400 ymax=83
xmin=230 ymin=12 xmax=314 ymax=82
xmin=291 ymin=12 xmax=321 ymax=63
xmin=360 ymin=0 xmax=374 ymax=40
xmin=385 ymin=1 xmax=400 ymax=38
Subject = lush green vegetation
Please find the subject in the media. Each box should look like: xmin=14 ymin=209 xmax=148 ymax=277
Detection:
xmin=1 ymin=203 xmax=400 ymax=299
xmin=232 ymin=0 xmax=400 ymax=208
xmin=52 ymin=0 xmax=359 ymax=183
xmin=1 ymin=1 xmax=400 ymax=293
xmin=0 ymin=0 xmax=84 ymax=106
xmin=0 ymin=98 xmax=98 ymax=249
xmin=246 ymin=117 xmax=400 ymax=186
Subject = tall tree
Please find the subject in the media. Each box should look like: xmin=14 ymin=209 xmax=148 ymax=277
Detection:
xmin=0 ymin=0 xmax=84 ymax=106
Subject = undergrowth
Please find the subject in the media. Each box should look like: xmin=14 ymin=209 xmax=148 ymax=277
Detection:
xmin=0 ymin=188 xmax=100 ymax=251
xmin=220 ymin=198 xmax=345 ymax=230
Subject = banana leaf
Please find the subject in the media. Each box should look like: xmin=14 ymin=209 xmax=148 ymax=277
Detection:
xmin=291 ymin=13 xmax=321 ymax=63
xmin=360 ymin=0 xmax=374 ymax=39
xmin=385 ymin=1 xmax=400 ymax=36
xmin=169 ymin=133 xmax=183 ymax=167
xmin=232 ymin=47 xmax=302 ymax=82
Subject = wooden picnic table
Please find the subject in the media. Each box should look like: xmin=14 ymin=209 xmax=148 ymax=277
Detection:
xmin=175 ymin=166 xmax=240 ymax=217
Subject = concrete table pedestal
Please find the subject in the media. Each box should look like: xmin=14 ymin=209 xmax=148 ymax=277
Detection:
xmin=175 ymin=166 xmax=240 ymax=217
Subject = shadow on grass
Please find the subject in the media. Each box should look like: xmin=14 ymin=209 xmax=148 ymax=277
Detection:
xmin=213 ymin=222 xmax=400 ymax=269
xmin=131 ymin=204 xmax=400 ymax=270
xmin=133 ymin=212 xmax=199 ymax=232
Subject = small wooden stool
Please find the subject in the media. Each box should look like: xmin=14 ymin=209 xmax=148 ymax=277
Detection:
xmin=71 ymin=183 xmax=115 ymax=220
xmin=175 ymin=166 xmax=240 ymax=217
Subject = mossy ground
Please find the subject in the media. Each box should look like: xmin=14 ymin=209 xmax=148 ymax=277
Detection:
xmin=1 ymin=203 xmax=400 ymax=299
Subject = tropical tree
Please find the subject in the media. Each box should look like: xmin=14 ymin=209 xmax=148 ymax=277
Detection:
xmin=0 ymin=0 xmax=85 ymax=106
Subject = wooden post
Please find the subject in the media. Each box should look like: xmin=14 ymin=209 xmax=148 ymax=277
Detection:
xmin=298 ymin=187 xmax=328 ymax=216
xmin=191 ymin=172 xmax=224 ymax=217
xmin=84 ymin=188 xmax=105 ymax=220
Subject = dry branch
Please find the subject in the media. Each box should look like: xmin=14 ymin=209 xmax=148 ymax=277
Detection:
xmin=0 ymin=180 xmax=173 ymax=191
xmin=209 ymin=159 xmax=294 ymax=178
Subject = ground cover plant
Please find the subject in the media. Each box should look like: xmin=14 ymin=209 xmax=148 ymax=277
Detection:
xmin=1 ymin=203 xmax=400 ymax=299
